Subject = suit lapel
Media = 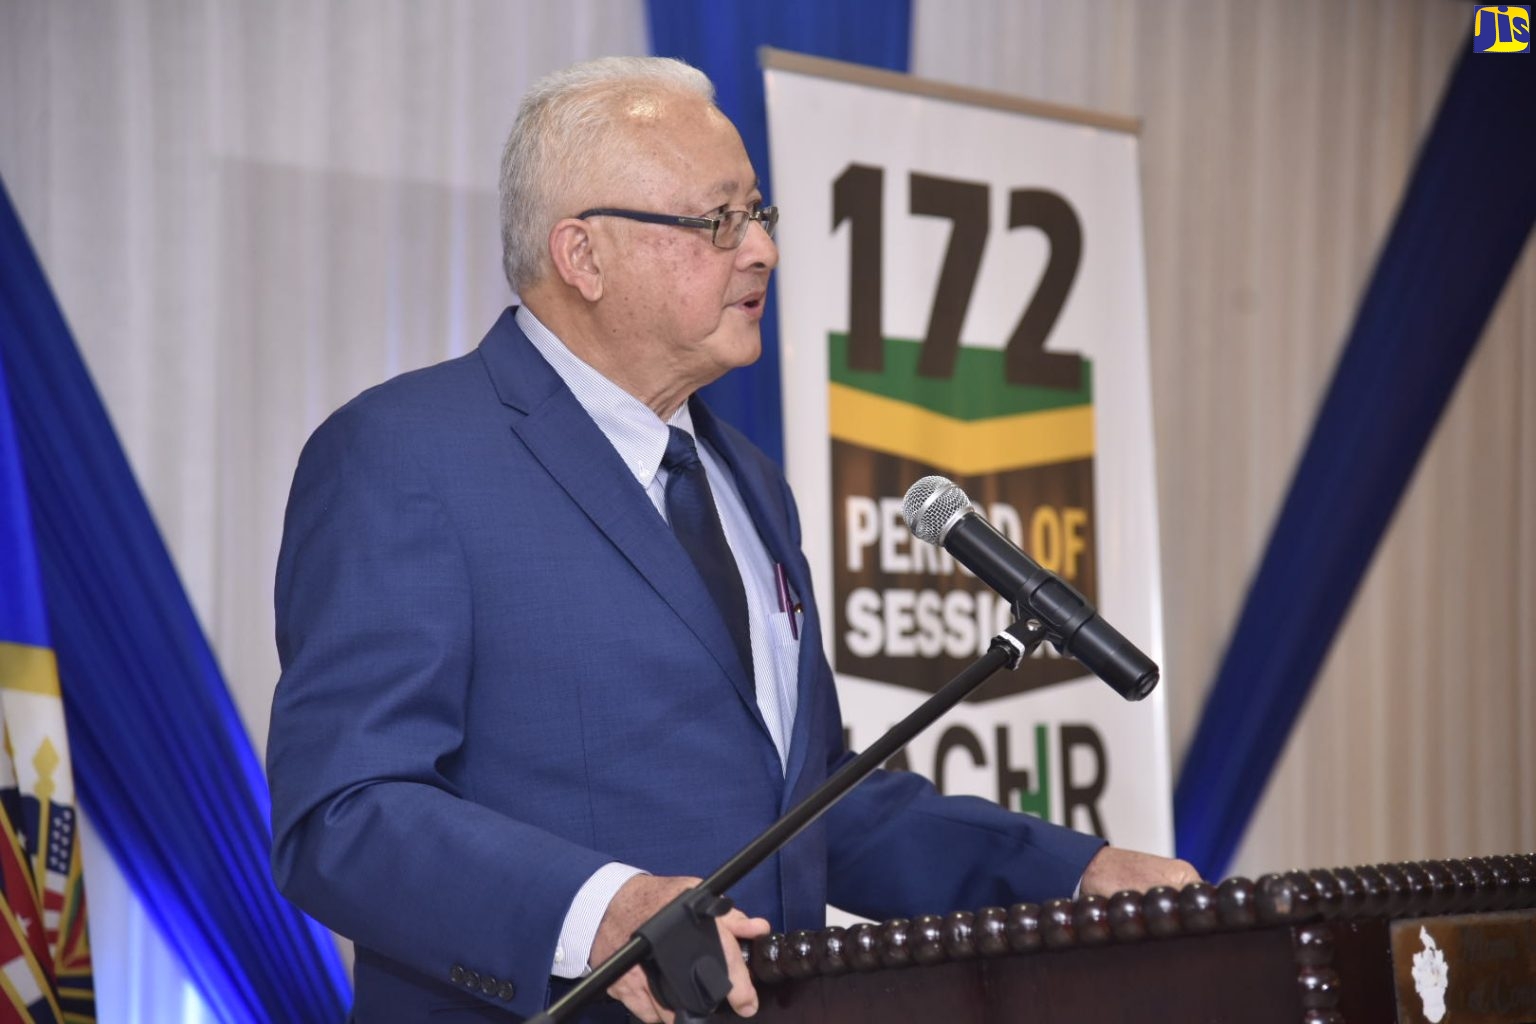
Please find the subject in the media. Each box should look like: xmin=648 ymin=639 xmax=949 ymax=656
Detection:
xmin=479 ymin=312 xmax=768 ymax=737
xmin=692 ymin=402 xmax=822 ymax=796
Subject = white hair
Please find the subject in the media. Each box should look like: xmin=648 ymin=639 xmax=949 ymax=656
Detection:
xmin=498 ymin=56 xmax=716 ymax=294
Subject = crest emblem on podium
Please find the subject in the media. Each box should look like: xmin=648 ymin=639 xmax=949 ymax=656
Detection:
xmin=1411 ymin=926 xmax=1449 ymax=1023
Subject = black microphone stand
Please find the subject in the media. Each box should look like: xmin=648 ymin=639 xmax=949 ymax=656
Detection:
xmin=528 ymin=617 xmax=1055 ymax=1024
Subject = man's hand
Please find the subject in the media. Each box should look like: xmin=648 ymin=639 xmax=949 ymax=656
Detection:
xmin=1079 ymin=846 xmax=1202 ymax=897
xmin=590 ymin=874 xmax=771 ymax=1024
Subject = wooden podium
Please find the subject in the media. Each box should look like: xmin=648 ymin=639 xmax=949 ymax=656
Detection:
xmin=722 ymin=855 xmax=1536 ymax=1024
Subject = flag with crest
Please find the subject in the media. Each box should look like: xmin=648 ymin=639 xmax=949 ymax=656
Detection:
xmin=0 ymin=348 xmax=94 ymax=1022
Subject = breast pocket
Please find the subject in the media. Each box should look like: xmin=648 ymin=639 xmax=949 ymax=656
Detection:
xmin=769 ymin=608 xmax=801 ymax=660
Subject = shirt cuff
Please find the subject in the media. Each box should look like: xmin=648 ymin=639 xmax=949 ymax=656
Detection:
xmin=551 ymin=861 xmax=647 ymax=979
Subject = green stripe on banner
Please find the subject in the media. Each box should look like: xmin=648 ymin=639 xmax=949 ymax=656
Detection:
xmin=829 ymin=333 xmax=1092 ymax=420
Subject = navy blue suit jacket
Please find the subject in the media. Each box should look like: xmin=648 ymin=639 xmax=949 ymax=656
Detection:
xmin=268 ymin=309 xmax=1105 ymax=1022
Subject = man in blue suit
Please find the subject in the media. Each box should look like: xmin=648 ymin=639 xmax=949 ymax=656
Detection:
xmin=268 ymin=56 xmax=1197 ymax=1023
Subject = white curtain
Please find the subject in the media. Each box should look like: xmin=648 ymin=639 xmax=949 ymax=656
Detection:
xmin=913 ymin=0 xmax=1535 ymax=877
xmin=0 ymin=1 xmax=649 ymax=1019
xmin=3 ymin=1 xmax=1533 ymax=1018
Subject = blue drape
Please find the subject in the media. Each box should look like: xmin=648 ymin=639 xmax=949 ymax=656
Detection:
xmin=0 ymin=178 xmax=351 ymax=1023
xmin=0 ymin=267 xmax=94 ymax=1022
xmin=647 ymin=0 xmax=912 ymax=464
xmin=1174 ymin=47 xmax=1536 ymax=879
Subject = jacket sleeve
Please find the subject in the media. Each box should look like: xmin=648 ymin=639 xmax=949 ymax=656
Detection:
xmin=267 ymin=401 xmax=611 ymax=1019
xmin=823 ymin=755 xmax=1106 ymax=919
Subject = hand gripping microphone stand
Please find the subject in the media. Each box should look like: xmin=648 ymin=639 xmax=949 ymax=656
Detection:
xmin=528 ymin=617 xmax=1071 ymax=1024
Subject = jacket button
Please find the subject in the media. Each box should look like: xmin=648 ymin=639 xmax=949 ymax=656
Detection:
xmin=464 ymin=970 xmax=480 ymax=989
xmin=498 ymin=981 xmax=515 ymax=1001
xmin=449 ymin=965 xmax=465 ymax=984
xmin=481 ymin=975 xmax=498 ymax=995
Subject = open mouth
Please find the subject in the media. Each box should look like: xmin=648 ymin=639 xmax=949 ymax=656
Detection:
xmin=734 ymin=291 xmax=766 ymax=313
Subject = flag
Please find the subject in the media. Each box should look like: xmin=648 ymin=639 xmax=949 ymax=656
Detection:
xmin=0 ymin=345 xmax=93 ymax=1022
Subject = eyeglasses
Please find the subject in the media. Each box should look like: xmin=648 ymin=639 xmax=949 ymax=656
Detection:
xmin=575 ymin=204 xmax=779 ymax=250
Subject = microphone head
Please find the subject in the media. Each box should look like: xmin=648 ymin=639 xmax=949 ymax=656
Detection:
xmin=902 ymin=475 xmax=973 ymax=546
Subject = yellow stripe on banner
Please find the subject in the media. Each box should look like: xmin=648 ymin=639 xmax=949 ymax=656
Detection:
xmin=828 ymin=383 xmax=1095 ymax=475
xmin=0 ymin=642 xmax=61 ymax=697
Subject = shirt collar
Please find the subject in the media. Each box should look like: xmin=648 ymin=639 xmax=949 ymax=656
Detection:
xmin=515 ymin=305 xmax=694 ymax=489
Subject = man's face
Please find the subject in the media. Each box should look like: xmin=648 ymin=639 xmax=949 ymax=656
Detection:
xmin=587 ymin=94 xmax=778 ymax=402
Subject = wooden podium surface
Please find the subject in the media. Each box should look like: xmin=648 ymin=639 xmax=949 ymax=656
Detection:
xmin=718 ymin=855 xmax=1536 ymax=1024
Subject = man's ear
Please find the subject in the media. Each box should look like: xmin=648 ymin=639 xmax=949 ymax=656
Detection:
xmin=548 ymin=219 xmax=603 ymax=302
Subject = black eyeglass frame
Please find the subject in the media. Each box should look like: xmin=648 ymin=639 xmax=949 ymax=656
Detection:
xmin=574 ymin=204 xmax=779 ymax=249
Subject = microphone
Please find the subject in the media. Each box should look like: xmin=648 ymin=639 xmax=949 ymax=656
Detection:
xmin=901 ymin=475 xmax=1159 ymax=701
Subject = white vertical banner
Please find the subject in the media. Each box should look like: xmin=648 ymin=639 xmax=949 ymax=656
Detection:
xmin=764 ymin=52 xmax=1172 ymax=858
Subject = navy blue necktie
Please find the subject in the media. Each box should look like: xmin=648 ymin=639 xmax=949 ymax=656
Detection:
xmin=662 ymin=427 xmax=754 ymax=691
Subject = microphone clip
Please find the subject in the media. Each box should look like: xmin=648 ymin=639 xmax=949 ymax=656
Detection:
xmin=636 ymin=888 xmax=736 ymax=1024
xmin=988 ymin=618 xmax=1053 ymax=671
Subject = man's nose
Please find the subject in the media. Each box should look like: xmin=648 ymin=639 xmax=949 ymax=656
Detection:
xmin=738 ymin=218 xmax=779 ymax=270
